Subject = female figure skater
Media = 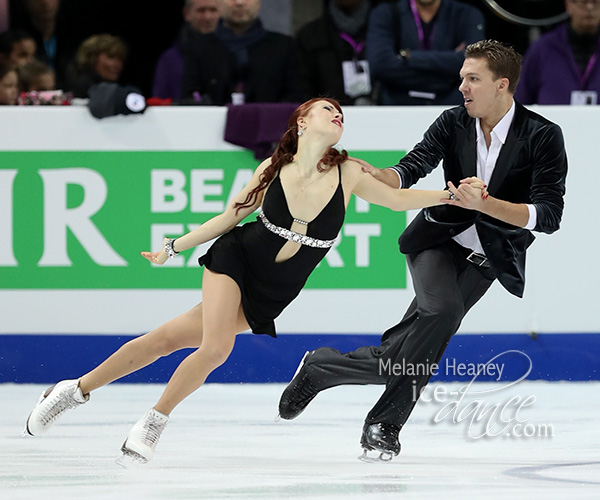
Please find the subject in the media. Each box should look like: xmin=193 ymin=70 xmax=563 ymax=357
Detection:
xmin=24 ymin=98 xmax=469 ymax=464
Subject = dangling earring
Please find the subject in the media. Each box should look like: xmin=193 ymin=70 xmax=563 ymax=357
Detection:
xmin=297 ymin=127 xmax=305 ymax=136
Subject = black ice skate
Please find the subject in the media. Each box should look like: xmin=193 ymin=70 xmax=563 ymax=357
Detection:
xmin=278 ymin=351 xmax=320 ymax=420
xmin=358 ymin=423 xmax=401 ymax=463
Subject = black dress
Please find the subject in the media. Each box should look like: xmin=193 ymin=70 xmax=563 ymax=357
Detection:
xmin=198 ymin=166 xmax=345 ymax=337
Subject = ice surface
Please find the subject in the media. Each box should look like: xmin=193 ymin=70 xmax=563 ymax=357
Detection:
xmin=1 ymin=382 xmax=598 ymax=499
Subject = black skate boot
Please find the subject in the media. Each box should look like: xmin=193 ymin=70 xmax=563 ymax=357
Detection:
xmin=278 ymin=351 xmax=320 ymax=420
xmin=358 ymin=423 xmax=401 ymax=463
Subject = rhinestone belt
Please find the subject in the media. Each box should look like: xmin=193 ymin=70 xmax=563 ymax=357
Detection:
xmin=258 ymin=211 xmax=337 ymax=248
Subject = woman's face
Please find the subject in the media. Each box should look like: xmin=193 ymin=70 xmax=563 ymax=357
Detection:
xmin=0 ymin=70 xmax=19 ymax=105
xmin=299 ymin=100 xmax=344 ymax=143
xmin=94 ymin=53 xmax=124 ymax=81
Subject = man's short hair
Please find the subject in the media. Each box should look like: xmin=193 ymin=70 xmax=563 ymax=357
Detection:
xmin=465 ymin=40 xmax=523 ymax=94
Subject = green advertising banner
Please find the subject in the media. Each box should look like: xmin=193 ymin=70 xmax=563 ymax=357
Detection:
xmin=1 ymin=150 xmax=407 ymax=289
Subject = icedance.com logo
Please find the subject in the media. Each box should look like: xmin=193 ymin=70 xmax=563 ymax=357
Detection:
xmin=380 ymin=350 xmax=555 ymax=440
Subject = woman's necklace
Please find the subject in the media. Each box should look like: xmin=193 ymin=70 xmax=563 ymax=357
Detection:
xmin=295 ymin=162 xmax=324 ymax=192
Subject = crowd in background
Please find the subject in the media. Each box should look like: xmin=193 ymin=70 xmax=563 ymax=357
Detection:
xmin=1 ymin=0 xmax=599 ymax=107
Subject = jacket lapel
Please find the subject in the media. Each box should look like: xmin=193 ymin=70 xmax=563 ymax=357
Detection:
xmin=487 ymin=104 xmax=526 ymax=194
xmin=457 ymin=121 xmax=477 ymax=179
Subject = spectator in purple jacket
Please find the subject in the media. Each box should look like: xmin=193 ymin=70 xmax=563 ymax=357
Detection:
xmin=516 ymin=0 xmax=600 ymax=105
xmin=152 ymin=0 xmax=220 ymax=100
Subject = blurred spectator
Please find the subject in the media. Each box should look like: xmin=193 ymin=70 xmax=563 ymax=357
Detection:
xmin=366 ymin=0 xmax=484 ymax=105
xmin=0 ymin=0 xmax=8 ymax=32
xmin=19 ymin=59 xmax=55 ymax=91
xmin=516 ymin=0 xmax=600 ymax=105
xmin=153 ymin=0 xmax=220 ymax=100
xmin=182 ymin=0 xmax=300 ymax=104
xmin=65 ymin=34 xmax=127 ymax=98
xmin=20 ymin=0 xmax=61 ymax=67
xmin=0 ymin=62 xmax=18 ymax=104
xmin=0 ymin=30 xmax=37 ymax=69
xmin=296 ymin=0 xmax=375 ymax=105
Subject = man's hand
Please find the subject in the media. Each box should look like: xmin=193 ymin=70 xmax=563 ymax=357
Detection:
xmin=443 ymin=177 xmax=488 ymax=210
xmin=349 ymin=156 xmax=377 ymax=176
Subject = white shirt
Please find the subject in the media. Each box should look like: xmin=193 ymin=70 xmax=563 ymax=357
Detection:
xmin=392 ymin=101 xmax=537 ymax=256
xmin=453 ymin=101 xmax=537 ymax=255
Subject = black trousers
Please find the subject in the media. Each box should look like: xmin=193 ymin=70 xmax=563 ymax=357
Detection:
xmin=305 ymin=241 xmax=496 ymax=429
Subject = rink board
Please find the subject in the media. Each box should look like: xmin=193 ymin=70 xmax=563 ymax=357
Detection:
xmin=1 ymin=106 xmax=598 ymax=383
xmin=1 ymin=333 xmax=597 ymax=383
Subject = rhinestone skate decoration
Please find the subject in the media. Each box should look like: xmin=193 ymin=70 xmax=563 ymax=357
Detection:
xmin=259 ymin=211 xmax=336 ymax=248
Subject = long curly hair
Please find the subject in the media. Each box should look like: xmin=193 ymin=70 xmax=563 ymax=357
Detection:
xmin=233 ymin=98 xmax=348 ymax=214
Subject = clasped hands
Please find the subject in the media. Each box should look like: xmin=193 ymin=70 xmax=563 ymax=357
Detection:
xmin=443 ymin=177 xmax=489 ymax=211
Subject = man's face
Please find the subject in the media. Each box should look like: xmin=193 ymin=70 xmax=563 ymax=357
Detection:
xmin=25 ymin=0 xmax=60 ymax=22
xmin=184 ymin=0 xmax=220 ymax=34
xmin=458 ymin=57 xmax=507 ymax=119
xmin=415 ymin=0 xmax=441 ymax=7
xmin=219 ymin=0 xmax=261 ymax=28
xmin=566 ymin=0 xmax=600 ymax=34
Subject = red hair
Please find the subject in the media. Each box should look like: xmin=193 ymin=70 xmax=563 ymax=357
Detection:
xmin=233 ymin=98 xmax=348 ymax=214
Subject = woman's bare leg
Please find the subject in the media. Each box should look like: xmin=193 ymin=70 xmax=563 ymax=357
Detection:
xmin=153 ymin=270 xmax=249 ymax=415
xmin=78 ymin=302 xmax=207 ymax=395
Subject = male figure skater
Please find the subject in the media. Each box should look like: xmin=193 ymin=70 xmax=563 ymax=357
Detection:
xmin=278 ymin=40 xmax=568 ymax=461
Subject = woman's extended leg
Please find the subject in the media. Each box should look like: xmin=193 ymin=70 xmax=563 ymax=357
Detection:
xmin=120 ymin=270 xmax=249 ymax=462
xmin=25 ymin=301 xmax=209 ymax=436
xmin=153 ymin=269 xmax=249 ymax=415
xmin=79 ymin=302 xmax=208 ymax=395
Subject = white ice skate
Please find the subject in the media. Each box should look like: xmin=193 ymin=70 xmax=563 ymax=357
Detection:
xmin=23 ymin=379 xmax=90 ymax=436
xmin=116 ymin=408 xmax=169 ymax=467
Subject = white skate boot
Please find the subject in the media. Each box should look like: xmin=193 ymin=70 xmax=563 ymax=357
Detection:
xmin=24 ymin=379 xmax=90 ymax=436
xmin=117 ymin=408 xmax=169 ymax=466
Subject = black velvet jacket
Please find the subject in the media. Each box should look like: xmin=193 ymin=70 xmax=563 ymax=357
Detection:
xmin=393 ymin=102 xmax=568 ymax=297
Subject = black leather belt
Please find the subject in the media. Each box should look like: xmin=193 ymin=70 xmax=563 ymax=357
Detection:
xmin=466 ymin=251 xmax=490 ymax=267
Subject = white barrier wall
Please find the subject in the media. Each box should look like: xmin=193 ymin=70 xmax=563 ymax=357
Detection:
xmin=0 ymin=105 xmax=595 ymax=337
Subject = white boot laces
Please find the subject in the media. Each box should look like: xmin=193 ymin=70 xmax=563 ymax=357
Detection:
xmin=141 ymin=415 xmax=167 ymax=447
xmin=39 ymin=387 xmax=81 ymax=426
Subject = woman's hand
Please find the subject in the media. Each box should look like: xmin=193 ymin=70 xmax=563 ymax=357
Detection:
xmin=140 ymin=238 xmax=169 ymax=265
xmin=443 ymin=177 xmax=489 ymax=210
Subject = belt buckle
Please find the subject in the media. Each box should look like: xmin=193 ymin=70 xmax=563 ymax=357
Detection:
xmin=466 ymin=251 xmax=487 ymax=267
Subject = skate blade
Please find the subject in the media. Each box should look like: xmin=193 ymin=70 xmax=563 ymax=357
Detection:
xmin=116 ymin=451 xmax=148 ymax=468
xmin=274 ymin=413 xmax=281 ymax=422
xmin=116 ymin=442 xmax=148 ymax=468
xmin=115 ymin=453 xmax=147 ymax=468
xmin=358 ymin=449 xmax=394 ymax=463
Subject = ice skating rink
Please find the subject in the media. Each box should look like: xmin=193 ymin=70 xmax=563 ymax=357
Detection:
xmin=1 ymin=381 xmax=598 ymax=500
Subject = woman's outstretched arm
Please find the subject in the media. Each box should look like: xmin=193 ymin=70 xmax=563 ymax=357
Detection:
xmin=141 ymin=159 xmax=271 ymax=264
xmin=347 ymin=159 xmax=451 ymax=211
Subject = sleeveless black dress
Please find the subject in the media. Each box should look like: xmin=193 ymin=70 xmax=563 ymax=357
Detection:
xmin=198 ymin=166 xmax=345 ymax=337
